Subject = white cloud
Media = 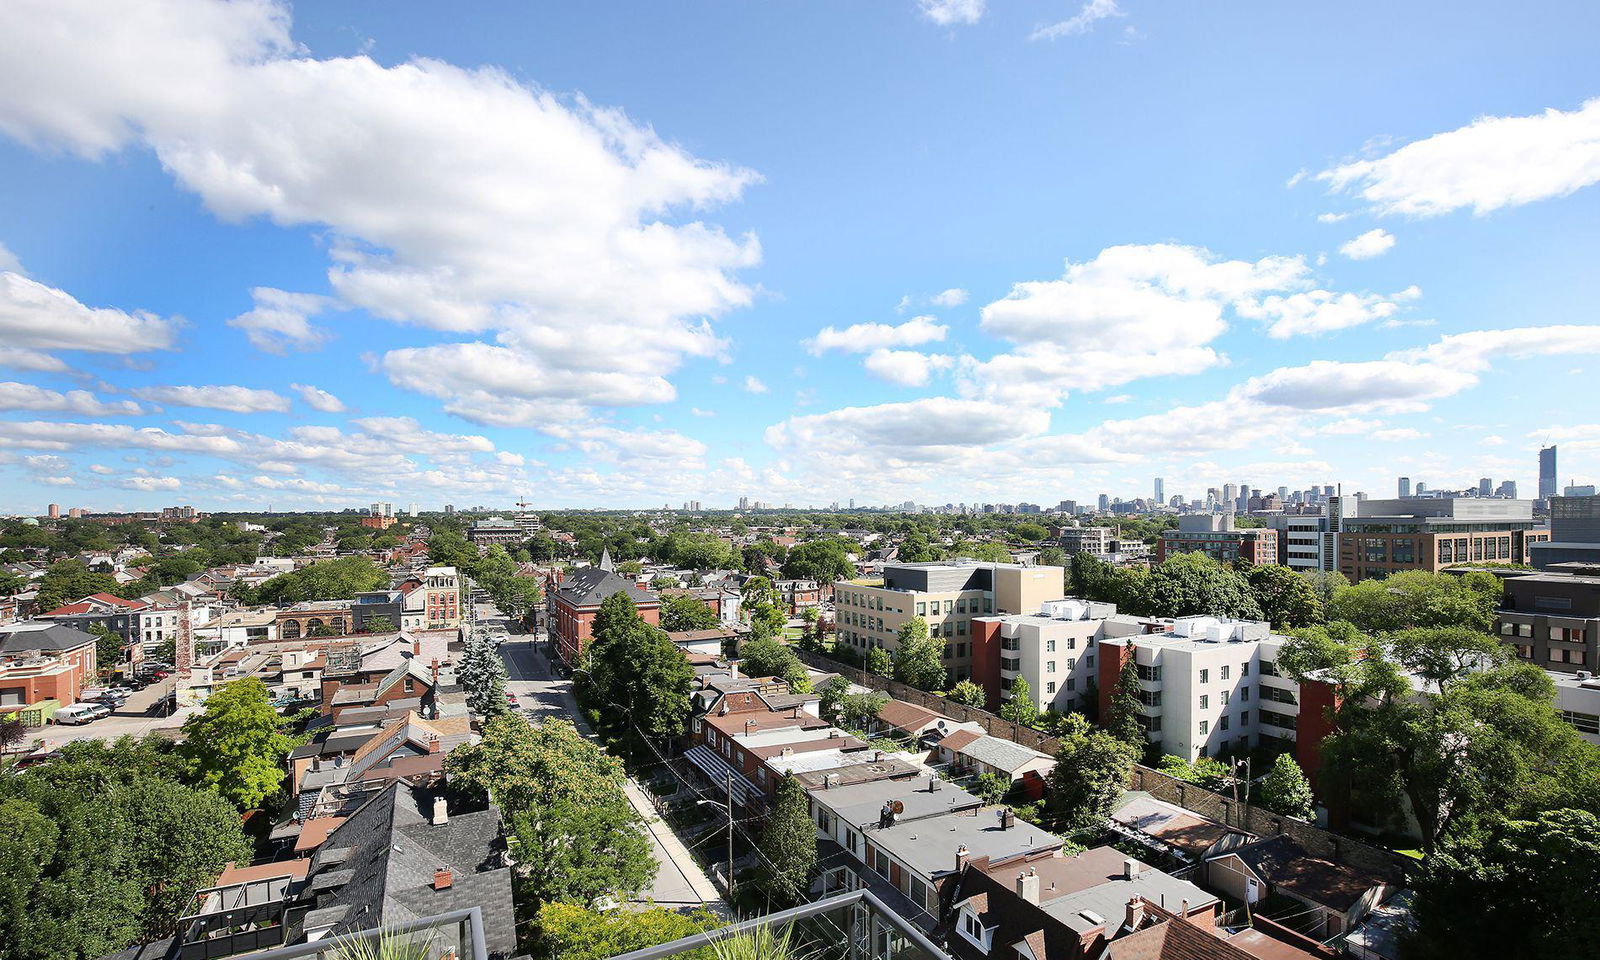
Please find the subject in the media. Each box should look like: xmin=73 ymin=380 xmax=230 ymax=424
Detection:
xmin=290 ymin=383 xmax=346 ymax=413
xmin=134 ymin=384 xmax=290 ymax=413
xmin=89 ymin=463 xmax=114 ymax=474
xmin=918 ymin=0 xmax=985 ymax=26
xmin=120 ymin=476 xmax=182 ymax=491
xmin=0 ymin=272 xmax=178 ymax=353
xmin=1315 ymin=212 xmax=1349 ymax=224
xmin=1237 ymin=287 xmax=1412 ymax=338
xmin=1483 ymin=434 xmax=1505 ymax=446
xmin=743 ymin=375 xmax=769 ymax=394
xmin=1339 ymin=228 xmax=1396 ymax=260
xmin=383 ymin=340 xmax=680 ymax=413
xmin=1317 ymin=98 xmax=1600 ymax=216
xmin=767 ymin=397 xmax=1049 ymax=460
xmin=1102 ymin=394 xmax=1133 ymax=405
xmin=690 ymin=407 xmax=716 ymax=417
xmin=1031 ymin=0 xmax=1123 ymax=41
xmin=1319 ymin=417 xmax=1385 ymax=435
xmin=229 ymin=287 xmax=338 ymax=353
xmin=930 ymin=287 xmax=968 ymax=307
xmin=0 ymin=347 xmax=69 ymax=372
xmin=805 ymin=315 xmax=948 ymax=355
xmin=0 ymin=242 xmax=20 ymax=273
xmin=0 ymin=381 xmax=143 ymax=416
xmin=1371 ymin=427 xmax=1425 ymax=442
xmin=862 ymin=350 xmax=955 ymax=387
xmin=0 ymin=0 xmax=760 ymax=425
xmin=39 ymin=475 xmax=76 ymax=486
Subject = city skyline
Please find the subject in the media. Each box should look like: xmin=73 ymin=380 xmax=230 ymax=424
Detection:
xmin=3 ymin=1 xmax=1600 ymax=512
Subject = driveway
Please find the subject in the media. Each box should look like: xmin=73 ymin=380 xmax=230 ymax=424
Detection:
xmin=28 ymin=676 xmax=193 ymax=749
xmin=497 ymin=628 xmax=723 ymax=911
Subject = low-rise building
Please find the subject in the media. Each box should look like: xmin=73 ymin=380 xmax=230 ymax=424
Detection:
xmin=1059 ymin=526 xmax=1150 ymax=565
xmin=550 ymin=564 xmax=659 ymax=665
xmin=1337 ymin=497 xmax=1547 ymax=581
xmin=0 ymin=621 xmax=98 ymax=710
xmin=1157 ymin=514 xmax=1278 ymax=566
xmin=1496 ymin=568 xmax=1600 ymax=673
xmin=1204 ymin=835 xmax=1396 ymax=940
xmin=833 ymin=561 xmax=1066 ymax=684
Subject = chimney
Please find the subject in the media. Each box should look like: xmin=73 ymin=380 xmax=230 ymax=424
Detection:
xmin=1000 ymin=809 xmax=1016 ymax=830
xmin=428 ymin=735 xmax=442 ymax=754
xmin=1180 ymin=898 xmax=1190 ymax=916
xmin=745 ymin=718 xmax=757 ymax=733
xmin=430 ymin=658 xmax=440 ymax=686
xmin=432 ymin=795 xmax=449 ymax=825
xmin=1123 ymin=858 xmax=1140 ymax=880
xmin=412 ymin=636 xmax=421 ymax=656
xmin=1016 ymin=868 xmax=1040 ymax=905
xmin=955 ymin=844 xmax=971 ymax=872
xmin=1124 ymin=896 xmax=1144 ymax=932
xmin=433 ymin=867 xmax=453 ymax=890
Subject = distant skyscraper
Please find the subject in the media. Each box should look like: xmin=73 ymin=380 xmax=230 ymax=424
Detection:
xmin=1153 ymin=477 xmax=1165 ymax=505
xmin=1222 ymin=483 xmax=1237 ymax=505
xmin=1496 ymin=480 xmax=1518 ymax=499
xmin=738 ymin=496 xmax=750 ymax=510
xmin=1541 ymin=445 xmax=1559 ymax=501
xmin=46 ymin=503 xmax=60 ymax=519
xmin=1098 ymin=493 xmax=1110 ymax=512
xmin=1478 ymin=477 xmax=1493 ymax=497
xmin=1277 ymin=486 xmax=1288 ymax=500
xmin=1398 ymin=477 xmax=1411 ymax=498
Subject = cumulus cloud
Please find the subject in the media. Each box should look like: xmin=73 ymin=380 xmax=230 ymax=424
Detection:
xmin=134 ymin=384 xmax=291 ymax=413
xmin=0 ymin=381 xmax=144 ymax=416
xmin=290 ymin=383 xmax=346 ymax=413
xmin=0 ymin=271 xmax=178 ymax=353
xmin=0 ymin=0 xmax=760 ymax=425
xmin=230 ymin=287 xmax=339 ymax=353
xmin=862 ymin=350 xmax=955 ymax=387
xmin=0 ymin=347 xmax=69 ymax=373
xmin=1237 ymin=285 xmax=1417 ymax=338
xmin=120 ymin=476 xmax=182 ymax=491
xmin=1031 ymin=0 xmax=1123 ymax=41
xmin=1316 ymin=98 xmax=1600 ymax=217
xmin=1339 ymin=228 xmax=1396 ymax=260
xmin=767 ymin=397 xmax=1049 ymax=461
xmin=930 ymin=287 xmax=969 ymax=307
xmin=918 ymin=0 xmax=985 ymax=25
xmin=805 ymin=315 xmax=948 ymax=355
xmin=742 ymin=375 xmax=769 ymax=394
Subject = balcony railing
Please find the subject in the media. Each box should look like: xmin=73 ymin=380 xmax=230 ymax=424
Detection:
xmin=223 ymin=907 xmax=487 ymax=960
xmin=609 ymin=890 xmax=953 ymax=960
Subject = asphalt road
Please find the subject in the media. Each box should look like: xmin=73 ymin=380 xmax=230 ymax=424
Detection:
xmin=492 ymin=618 xmax=723 ymax=911
xmin=28 ymin=675 xmax=188 ymax=750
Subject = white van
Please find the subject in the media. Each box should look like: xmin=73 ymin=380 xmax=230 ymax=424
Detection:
xmin=55 ymin=702 xmax=111 ymax=725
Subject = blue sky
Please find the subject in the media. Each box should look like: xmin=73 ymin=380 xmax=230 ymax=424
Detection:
xmin=1 ymin=0 xmax=1598 ymax=512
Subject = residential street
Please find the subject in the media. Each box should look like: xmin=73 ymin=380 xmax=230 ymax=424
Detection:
xmin=24 ymin=677 xmax=188 ymax=750
xmin=492 ymin=613 xmax=724 ymax=912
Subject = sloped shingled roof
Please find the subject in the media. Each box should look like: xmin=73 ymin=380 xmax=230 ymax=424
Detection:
xmin=554 ymin=566 xmax=656 ymax=607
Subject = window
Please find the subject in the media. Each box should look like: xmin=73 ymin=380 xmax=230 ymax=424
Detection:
xmin=1242 ymin=661 xmax=1250 ymax=676
xmin=957 ymin=620 xmax=968 ymax=636
xmin=1046 ymin=681 xmax=1056 ymax=694
xmin=1067 ymin=678 xmax=1076 ymax=691
xmin=1046 ymin=639 xmax=1056 ymax=653
xmin=1220 ymin=690 xmax=1230 ymax=706
xmin=1221 ymin=664 xmax=1230 ymax=680
xmin=1518 ymin=624 xmax=1533 ymax=638
xmin=1260 ymin=709 xmax=1297 ymax=731
xmin=1220 ymin=714 xmax=1230 ymax=731
xmin=1047 ymin=660 xmax=1056 ymax=673
xmin=1199 ymin=668 xmax=1209 ymax=684
xmin=1241 ymin=687 xmax=1250 ymax=701
xmin=957 ymin=598 xmax=967 ymax=614
xmin=916 ymin=602 xmax=926 ymax=615
xmin=945 ymin=599 xmax=954 ymax=613
xmin=1500 ymin=621 xmax=1515 ymax=635
xmin=984 ymin=598 xmax=994 ymax=613
xmin=1199 ymin=695 xmax=1209 ymax=709
xmin=1562 ymin=710 xmax=1600 ymax=735
xmin=1065 ymin=657 xmax=1077 ymax=670
xmin=1199 ymin=720 xmax=1209 ymax=735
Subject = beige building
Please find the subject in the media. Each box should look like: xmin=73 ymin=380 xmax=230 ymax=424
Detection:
xmin=833 ymin=561 xmax=1065 ymax=682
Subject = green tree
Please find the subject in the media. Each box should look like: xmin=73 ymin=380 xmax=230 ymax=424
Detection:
xmin=177 ymin=677 xmax=300 ymax=810
xmin=592 ymin=590 xmax=641 ymax=645
xmin=364 ymin=615 xmax=397 ymax=634
xmin=898 ymin=531 xmax=941 ymax=563
xmin=1045 ymin=713 xmax=1139 ymax=830
xmin=1257 ymin=753 xmax=1315 ymax=820
xmin=999 ymin=677 xmax=1038 ymax=726
xmin=780 ymin=540 xmax=855 ymax=582
xmin=589 ymin=617 xmax=695 ymax=741
xmin=1245 ymin=564 xmax=1324 ymax=628
xmin=446 ymin=716 xmax=655 ymax=907
xmin=1328 ymin=569 xmax=1501 ymax=634
xmin=865 ymin=646 xmax=892 ymax=676
xmin=254 ymin=556 xmax=388 ymax=605
xmin=1406 ymin=809 xmax=1600 ymax=960
xmin=33 ymin=559 xmax=119 ymax=613
xmin=661 ymin=593 xmax=720 ymax=632
xmin=739 ymin=636 xmax=802 ymax=682
xmin=740 ymin=576 xmax=787 ymax=640
xmin=1145 ymin=553 xmax=1263 ymax=620
xmin=946 ymin=679 xmax=987 ymax=709
xmin=1036 ymin=546 xmax=1067 ymax=569
xmin=817 ymin=676 xmax=851 ymax=723
xmin=954 ymin=542 xmax=1013 ymax=563
xmin=88 ymin=622 xmax=123 ymax=674
xmin=891 ymin=617 xmax=946 ymax=691
xmin=1013 ymin=523 xmax=1049 ymax=543
xmin=972 ymin=773 xmax=1012 ymax=806
xmin=758 ymin=774 xmax=818 ymax=904
xmin=839 ymin=690 xmax=889 ymax=731
xmin=1104 ymin=653 xmax=1145 ymax=747
xmin=1301 ymin=569 xmax=1349 ymax=608
xmin=533 ymin=902 xmax=722 ymax=960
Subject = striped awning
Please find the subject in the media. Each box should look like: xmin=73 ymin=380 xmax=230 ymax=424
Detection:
xmin=683 ymin=744 xmax=766 ymax=805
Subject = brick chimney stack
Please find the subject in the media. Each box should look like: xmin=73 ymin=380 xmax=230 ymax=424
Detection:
xmin=1125 ymin=896 xmax=1144 ymax=932
xmin=433 ymin=867 xmax=453 ymax=890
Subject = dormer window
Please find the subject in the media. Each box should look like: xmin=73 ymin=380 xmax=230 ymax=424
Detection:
xmin=958 ymin=908 xmax=993 ymax=951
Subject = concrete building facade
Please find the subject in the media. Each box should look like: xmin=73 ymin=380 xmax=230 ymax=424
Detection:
xmin=1156 ymin=514 xmax=1278 ymax=566
xmin=1336 ymin=498 xmax=1547 ymax=581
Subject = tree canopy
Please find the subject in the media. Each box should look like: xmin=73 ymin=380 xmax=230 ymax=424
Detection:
xmin=1045 ymin=713 xmax=1139 ymax=831
xmin=780 ymin=539 xmax=855 ymax=582
xmin=891 ymin=616 xmax=946 ymax=691
xmin=660 ymin=593 xmax=719 ymax=632
xmin=177 ymin=677 xmax=300 ymax=810
xmin=247 ymin=556 xmax=388 ymax=605
xmin=758 ymin=774 xmax=818 ymax=904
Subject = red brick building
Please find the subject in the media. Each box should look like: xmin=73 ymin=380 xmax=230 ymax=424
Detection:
xmin=550 ymin=566 xmax=660 ymax=665
xmin=0 ymin=622 xmax=99 ymax=710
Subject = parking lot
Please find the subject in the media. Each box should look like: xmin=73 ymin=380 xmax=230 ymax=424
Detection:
xmin=23 ymin=675 xmax=190 ymax=750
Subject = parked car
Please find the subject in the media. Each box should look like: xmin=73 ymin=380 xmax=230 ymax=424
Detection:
xmin=147 ymin=693 xmax=177 ymax=717
xmin=55 ymin=702 xmax=111 ymax=725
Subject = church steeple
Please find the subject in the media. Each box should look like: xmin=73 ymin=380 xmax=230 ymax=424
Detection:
xmin=599 ymin=547 xmax=614 ymax=572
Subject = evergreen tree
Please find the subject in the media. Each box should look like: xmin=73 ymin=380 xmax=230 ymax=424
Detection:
xmin=759 ymin=774 xmax=818 ymax=904
xmin=1105 ymin=652 xmax=1145 ymax=747
xmin=1258 ymin=753 xmax=1315 ymax=820
xmin=458 ymin=634 xmax=508 ymax=717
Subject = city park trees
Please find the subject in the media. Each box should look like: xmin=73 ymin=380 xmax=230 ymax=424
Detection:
xmin=1044 ymin=713 xmax=1139 ymax=832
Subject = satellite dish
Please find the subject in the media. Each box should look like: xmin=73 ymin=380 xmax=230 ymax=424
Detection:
xmin=890 ymin=800 xmax=905 ymax=815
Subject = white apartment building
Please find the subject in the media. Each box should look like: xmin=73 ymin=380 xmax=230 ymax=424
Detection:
xmin=1270 ymin=514 xmax=1332 ymax=571
xmin=974 ymin=599 xmax=1148 ymax=715
xmin=1103 ymin=616 xmax=1302 ymax=762
xmin=1058 ymin=526 xmax=1150 ymax=564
